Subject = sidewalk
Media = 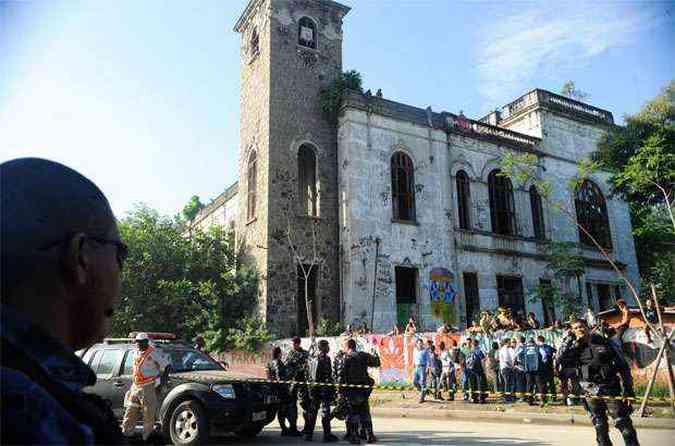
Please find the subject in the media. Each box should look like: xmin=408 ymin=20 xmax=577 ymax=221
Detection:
xmin=369 ymin=391 xmax=675 ymax=430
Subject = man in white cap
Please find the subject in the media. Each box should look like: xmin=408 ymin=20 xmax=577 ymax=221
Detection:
xmin=122 ymin=332 xmax=169 ymax=440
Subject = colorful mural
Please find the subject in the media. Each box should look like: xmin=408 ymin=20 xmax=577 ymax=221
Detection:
xmin=426 ymin=267 xmax=457 ymax=325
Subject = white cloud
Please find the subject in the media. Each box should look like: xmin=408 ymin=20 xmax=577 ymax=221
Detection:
xmin=474 ymin=2 xmax=663 ymax=108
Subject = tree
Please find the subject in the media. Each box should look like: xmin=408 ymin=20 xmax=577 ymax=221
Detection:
xmin=529 ymin=241 xmax=586 ymax=320
xmin=182 ymin=195 xmax=204 ymax=221
xmin=113 ymin=205 xmax=258 ymax=348
xmin=594 ymin=80 xmax=675 ymax=303
xmin=560 ymin=80 xmax=589 ymax=101
xmin=319 ymin=69 xmax=363 ymax=122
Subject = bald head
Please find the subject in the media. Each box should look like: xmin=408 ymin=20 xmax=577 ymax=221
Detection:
xmin=1 ymin=158 xmax=121 ymax=349
xmin=2 ymin=158 xmax=115 ymax=295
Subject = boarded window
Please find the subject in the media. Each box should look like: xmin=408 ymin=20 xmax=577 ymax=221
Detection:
xmin=539 ymin=279 xmax=555 ymax=326
xmin=297 ymin=264 xmax=318 ymax=336
xmin=298 ymin=144 xmax=318 ymax=216
xmin=463 ymin=272 xmax=480 ymax=325
xmin=247 ymin=151 xmax=257 ymax=220
xmin=488 ymin=170 xmax=516 ymax=235
xmin=391 ymin=152 xmax=416 ymax=222
xmin=575 ymin=180 xmax=612 ymax=249
xmin=530 ymin=185 xmax=545 ymax=240
xmin=597 ymin=283 xmax=613 ymax=312
xmin=298 ymin=17 xmax=317 ymax=49
xmin=456 ymin=170 xmax=471 ymax=229
xmin=497 ymin=275 xmax=524 ymax=316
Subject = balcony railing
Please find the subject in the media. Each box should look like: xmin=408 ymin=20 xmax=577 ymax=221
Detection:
xmin=446 ymin=114 xmax=540 ymax=149
xmin=501 ymin=89 xmax=613 ymax=124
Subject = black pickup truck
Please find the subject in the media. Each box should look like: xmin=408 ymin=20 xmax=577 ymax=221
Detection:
xmin=78 ymin=336 xmax=278 ymax=445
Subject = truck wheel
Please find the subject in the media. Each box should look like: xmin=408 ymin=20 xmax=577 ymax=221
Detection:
xmin=237 ymin=423 xmax=264 ymax=438
xmin=169 ymin=400 xmax=209 ymax=446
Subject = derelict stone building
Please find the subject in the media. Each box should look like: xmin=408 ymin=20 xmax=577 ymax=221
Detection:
xmin=190 ymin=0 xmax=640 ymax=336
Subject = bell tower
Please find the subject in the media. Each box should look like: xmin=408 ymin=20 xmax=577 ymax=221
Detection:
xmin=234 ymin=0 xmax=350 ymax=336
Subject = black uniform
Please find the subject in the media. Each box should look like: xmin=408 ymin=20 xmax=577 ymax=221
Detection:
xmin=571 ymin=334 xmax=639 ymax=446
xmin=284 ymin=347 xmax=310 ymax=433
xmin=266 ymin=357 xmax=292 ymax=434
xmin=304 ymin=350 xmax=338 ymax=441
xmin=555 ymin=333 xmax=580 ymax=403
xmin=340 ymin=350 xmax=380 ymax=444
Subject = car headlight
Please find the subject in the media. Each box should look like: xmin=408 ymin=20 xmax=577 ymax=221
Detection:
xmin=212 ymin=384 xmax=236 ymax=399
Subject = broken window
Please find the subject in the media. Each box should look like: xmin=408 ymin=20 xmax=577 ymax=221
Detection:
xmin=297 ymin=264 xmax=318 ymax=336
xmin=597 ymin=283 xmax=613 ymax=312
xmin=497 ymin=275 xmax=524 ymax=317
xmin=246 ymin=150 xmax=257 ymax=221
xmin=395 ymin=266 xmax=417 ymax=326
xmin=488 ymin=169 xmax=516 ymax=235
xmin=575 ymin=180 xmax=612 ymax=249
xmin=391 ymin=152 xmax=416 ymax=222
xmin=298 ymin=144 xmax=318 ymax=216
xmin=456 ymin=170 xmax=471 ymax=229
xmin=298 ymin=17 xmax=317 ymax=49
xmin=463 ymin=272 xmax=480 ymax=325
xmin=530 ymin=185 xmax=545 ymax=240
xmin=539 ymin=279 xmax=555 ymax=326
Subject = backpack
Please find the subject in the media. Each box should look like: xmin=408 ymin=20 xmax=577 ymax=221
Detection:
xmin=465 ymin=350 xmax=483 ymax=372
xmin=522 ymin=344 xmax=541 ymax=372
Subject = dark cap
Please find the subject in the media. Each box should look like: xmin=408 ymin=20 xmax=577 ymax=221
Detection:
xmin=292 ymin=336 xmax=301 ymax=344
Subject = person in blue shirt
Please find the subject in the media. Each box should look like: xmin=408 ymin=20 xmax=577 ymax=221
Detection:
xmin=466 ymin=339 xmax=487 ymax=403
xmin=1 ymin=158 xmax=127 ymax=445
xmin=537 ymin=335 xmax=557 ymax=402
xmin=412 ymin=338 xmax=431 ymax=403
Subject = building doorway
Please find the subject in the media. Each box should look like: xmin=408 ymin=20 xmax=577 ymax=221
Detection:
xmin=597 ymin=283 xmax=613 ymax=312
xmin=463 ymin=272 xmax=480 ymax=325
xmin=395 ymin=266 xmax=417 ymax=327
xmin=539 ymin=279 xmax=555 ymax=326
xmin=297 ymin=264 xmax=318 ymax=336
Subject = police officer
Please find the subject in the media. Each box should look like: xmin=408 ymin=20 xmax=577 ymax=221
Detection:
xmin=266 ymin=346 xmax=299 ymax=437
xmin=122 ymin=333 xmax=169 ymax=441
xmin=304 ymin=340 xmax=339 ymax=442
xmin=284 ymin=336 xmax=310 ymax=435
xmin=340 ymin=338 xmax=380 ymax=444
xmin=569 ymin=319 xmax=639 ymax=446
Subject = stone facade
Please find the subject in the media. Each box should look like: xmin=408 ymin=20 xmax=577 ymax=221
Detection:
xmin=192 ymin=0 xmax=640 ymax=336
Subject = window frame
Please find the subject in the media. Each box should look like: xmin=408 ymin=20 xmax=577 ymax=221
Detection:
xmin=575 ymin=180 xmax=612 ymax=249
xmin=529 ymin=185 xmax=545 ymax=240
xmin=94 ymin=348 xmax=125 ymax=380
xmin=298 ymin=16 xmax=318 ymax=50
xmin=488 ymin=169 xmax=516 ymax=236
xmin=246 ymin=150 xmax=257 ymax=221
xmin=456 ymin=170 xmax=471 ymax=230
xmin=298 ymin=144 xmax=318 ymax=217
xmin=391 ymin=152 xmax=416 ymax=222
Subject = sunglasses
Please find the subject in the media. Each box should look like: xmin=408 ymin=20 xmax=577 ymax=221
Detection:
xmin=41 ymin=235 xmax=129 ymax=269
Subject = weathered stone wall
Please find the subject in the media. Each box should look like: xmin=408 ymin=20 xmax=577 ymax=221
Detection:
xmin=235 ymin=0 xmax=349 ymax=337
xmin=338 ymin=108 xmax=452 ymax=332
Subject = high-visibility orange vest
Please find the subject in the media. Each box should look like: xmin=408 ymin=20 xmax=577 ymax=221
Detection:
xmin=133 ymin=345 xmax=158 ymax=386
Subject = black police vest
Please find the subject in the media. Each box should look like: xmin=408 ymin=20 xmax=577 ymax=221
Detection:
xmin=578 ymin=336 xmax=620 ymax=386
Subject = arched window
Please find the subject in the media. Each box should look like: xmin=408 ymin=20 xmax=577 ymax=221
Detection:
xmin=456 ymin=170 xmax=471 ymax=229
xmin=529 ymin=185 xmax=545 ymax=240
xmin=575 ymin=180 xmax=612 ymax=249
xmin=298 ymin=144 xmax=318 ymax=216
xmin=247 ymin=151 xmax=257 ymax=221
xmin=250 ymin=27 xmax=259 ymax=57
xmin=391 ymin=152 xmax=416 ymax=222
xmin=298 ymin=17 xmax=317 ymax=49
xmin=488 ymin=169 xmax=516 ymax=235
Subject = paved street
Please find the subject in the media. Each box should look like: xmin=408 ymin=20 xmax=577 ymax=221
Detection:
xmin=210 ymin=416 xmax=672 ymax=445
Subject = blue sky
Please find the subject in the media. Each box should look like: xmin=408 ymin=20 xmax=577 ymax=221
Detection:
xmin=1 ymin=0 xmax=673 ymax=218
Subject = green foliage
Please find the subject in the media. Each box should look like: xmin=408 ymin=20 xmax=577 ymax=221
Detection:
xmin=594 ymin=80 xmax=675 ymax=302
xmin=315 ymin=317 xmax=343 ymax=337
xmin=560 ymin=80 xmax=589 ymax=101
xmin=113 ymin=205 xmax=259 ymax=347
xmin=222 ymin=317 xmax=272 ymax=353
xmin=319 ymin=70 xmax=363 ymax=121
xmin=182 ymin=195 xmax=204 ymax=221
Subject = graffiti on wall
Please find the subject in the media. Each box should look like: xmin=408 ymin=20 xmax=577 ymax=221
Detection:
xmin=427 ymin=267 xmax=457 ymax=325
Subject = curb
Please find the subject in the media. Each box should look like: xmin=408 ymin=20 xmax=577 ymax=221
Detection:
xmin=369 ymin=406 xmax=675 ymax=430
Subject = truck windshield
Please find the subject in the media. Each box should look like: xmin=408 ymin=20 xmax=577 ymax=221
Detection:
xmin=162 ymin=348 xmax=223 ymax=372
